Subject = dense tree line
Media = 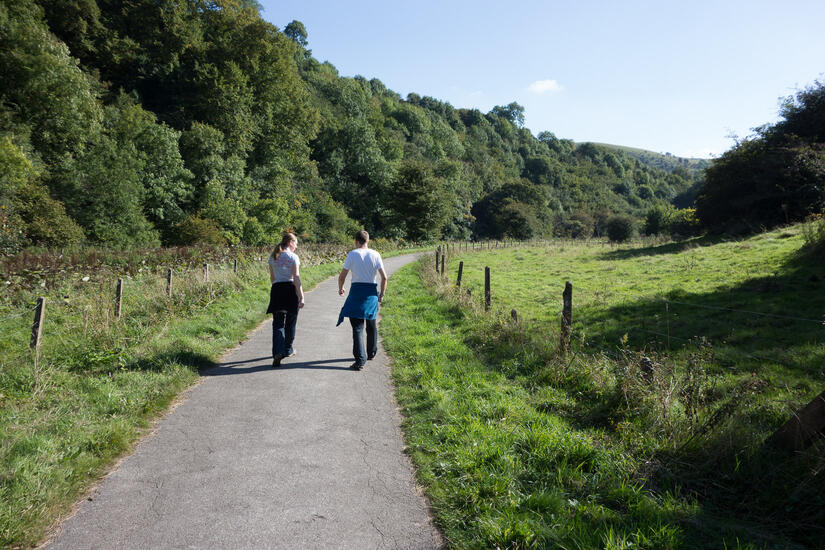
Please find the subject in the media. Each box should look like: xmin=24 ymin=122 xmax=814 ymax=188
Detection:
xmin=1 ymin=0 xmax=698 ymax=254
xmin=696 ymin=81 xmax=825 ymax=233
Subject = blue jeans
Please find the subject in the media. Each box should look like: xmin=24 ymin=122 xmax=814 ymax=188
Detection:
xmin=272 ymin=310 xmax=298 ymax=358
xmin=349 ymin=317 xmax=377 ymax=366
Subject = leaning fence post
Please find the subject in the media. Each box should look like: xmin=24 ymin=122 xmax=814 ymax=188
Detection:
xmin=457 ymin=261 xmax=464 ymax=288
xmin=561 ymin=281 xmax=572 ymax=353
xmin=484 ymin=266 xmax=491 ymax=311
xmin=166 ymin=268 xmax=173 ymax=297
xmin=115 ymin=278 xmax=124 ymax=318
xmin=30 ymin=297 xmax=45 ymax=351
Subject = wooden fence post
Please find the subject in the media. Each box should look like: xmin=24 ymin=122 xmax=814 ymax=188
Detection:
xmin=166 ymin=268 xmax=173 ymax=297
xmin=441 ymin=250 xmax=445 ymax=275
xmin=30 ymin=297 xmax=45 ymax=351
xmin=561 ymin=281 xmax=572 ymax=353
xmin=435 ymin=247 xmax=441 ymax=273
xmin=233 ymin=259 xmax=238 ymax=274
xmin=770 ymin=389 xmax=825 ymax=451
xmin=484 ymin=266 xmax=491 ymax=311
xmin=204 ymin=263 xmax=210 ymax=283
xmin=115 ymin=278 xmax=123 ymax=318
xmin=456 ymin=261 xmax=464 ymax=288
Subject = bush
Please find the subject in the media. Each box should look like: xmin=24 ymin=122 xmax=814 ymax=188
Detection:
xmin=606 ymin=214 xmax=636 ymax=242
xmin=801 ymin=215 xmax=825 ymax=258
xmin=643 ymin=205 xmax=672 ymax=235
xmin=668 ymin=208 xmax=701 ymax=237
xmin=175 ymin=215 xmax=226 ymax=246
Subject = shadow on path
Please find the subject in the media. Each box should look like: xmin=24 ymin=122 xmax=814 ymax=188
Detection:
xmin=203 ymin=358 xmax=354 ymax=375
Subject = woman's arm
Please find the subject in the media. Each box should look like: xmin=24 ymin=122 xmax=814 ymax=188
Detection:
xmin=293 ymin=262 xmax=304 ymax=307
xmin=268 ymin=263 xmax=274 ymax=284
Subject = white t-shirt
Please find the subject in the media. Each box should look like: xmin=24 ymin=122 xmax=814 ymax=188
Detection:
xmin=268 ymin=250 xmax=299 ymax=283
xmin=343 ymin=248 xmax=384 ymax=283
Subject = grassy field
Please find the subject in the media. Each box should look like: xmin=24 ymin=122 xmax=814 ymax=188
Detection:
xmin=382 ymin=227 xmax=824 ymax=548
xmin=0 ymin=243 xmax=419 ymax=548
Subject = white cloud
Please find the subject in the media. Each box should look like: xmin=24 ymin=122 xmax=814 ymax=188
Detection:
xmin=528 ymin=79 xmax=563 ymax=94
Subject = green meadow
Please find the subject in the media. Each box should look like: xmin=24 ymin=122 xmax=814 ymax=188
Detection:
xmin=382 ymin=226 xmax=824 ymax=549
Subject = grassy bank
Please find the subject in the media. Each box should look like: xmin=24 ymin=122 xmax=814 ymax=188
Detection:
xmin=0 ymin=243 xmax=419 ymax=548
xmin=383 ymin=228 xmax=823 ymax=548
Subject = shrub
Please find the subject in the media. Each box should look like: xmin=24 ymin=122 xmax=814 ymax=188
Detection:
xmin=175 ymin=215 xmax=226 ymax=246
xmin=643 ymin=205 xmax=672 ymax=235
xmin=606 ymin=214 xmax=636 ymax=242
xmin=668 ymin=208 xmax=701 ymax=237
xmin=801 ymin=214 xmax=825 ymax=258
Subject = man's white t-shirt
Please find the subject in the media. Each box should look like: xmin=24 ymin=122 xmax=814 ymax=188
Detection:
xmin=343 ymin=248 xmax=384 ymax=283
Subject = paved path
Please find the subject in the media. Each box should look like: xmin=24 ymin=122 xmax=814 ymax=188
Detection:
xmin=45 ymin=253 xmax=443 ymax=550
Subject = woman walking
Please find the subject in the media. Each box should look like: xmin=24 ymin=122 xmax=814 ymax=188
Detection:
xmin=267 ymin=232 xmax=304 ymax=367
xmin=336 ymin=230 xmax=387 ymax=370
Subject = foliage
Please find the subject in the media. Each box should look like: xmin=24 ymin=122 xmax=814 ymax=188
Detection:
xmin=606 ymin=214 xmax=636 ymax=242
xmin=1 ymin=0 xmax=705 ymax=253
xmin=697 ymin=81 xmax=825 ymax=233
xmin=175 ymin=215 xmax=227 ymax=246
xmin=800 ymin=214 xmax=825 ymax=258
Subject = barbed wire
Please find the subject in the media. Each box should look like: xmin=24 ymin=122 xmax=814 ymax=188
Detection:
xmin=0 ymin=309 xmax=32 ymax=322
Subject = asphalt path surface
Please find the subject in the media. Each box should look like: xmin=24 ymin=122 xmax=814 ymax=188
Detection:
xmin=44 ymin=253 xmax=443 ymax=549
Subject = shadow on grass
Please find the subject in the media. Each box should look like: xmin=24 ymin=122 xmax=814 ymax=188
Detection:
xmin=567 ymin=253 xmax=825 ymax=547
xmin=598 ymin=235 xmax=722 ymax=261
xmin=576 ymin=253 xmax=825 ymax=378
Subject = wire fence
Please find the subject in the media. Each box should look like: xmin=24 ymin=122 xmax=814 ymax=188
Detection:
xmin=430 ymin=238 xmax=824 ymax=371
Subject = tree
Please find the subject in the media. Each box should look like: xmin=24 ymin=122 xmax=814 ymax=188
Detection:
xmin=606 ymin=214 xmax=636 ymax=242
xmin=284 ymin=20 xmax=308 ymax=47
xmin=388 ymin=161 xmax=450 ymax=241
xmin=490 ymin=102 xmax=525 ymax=127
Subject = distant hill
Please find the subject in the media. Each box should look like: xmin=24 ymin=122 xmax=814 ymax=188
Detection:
xmin=585 ymin=143 xmax=711 ymax=177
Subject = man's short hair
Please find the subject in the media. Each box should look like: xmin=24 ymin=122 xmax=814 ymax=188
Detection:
xmin=355 ymin=230 xmax=369 ymax=244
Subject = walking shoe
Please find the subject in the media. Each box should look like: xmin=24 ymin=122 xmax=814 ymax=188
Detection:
xmin=285 ymin=350 xmax=296 ymax=358
xmin=367 ymin=353 xmax=376 ymax=361
xmin=349 ymin=362 xmax=364 ymax=370
xmin=272 ymin=354 xmax=283 ymax=367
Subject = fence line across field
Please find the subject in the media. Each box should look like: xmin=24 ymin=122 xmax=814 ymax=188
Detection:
xmin=434 ymin=252 xmax=824 ymax=452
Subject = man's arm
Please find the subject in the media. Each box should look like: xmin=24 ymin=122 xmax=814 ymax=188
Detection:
xmin=338 ymin=268 xmax=349 ymax=296
xmin=378 ymin=268 xmax=387 ymax=301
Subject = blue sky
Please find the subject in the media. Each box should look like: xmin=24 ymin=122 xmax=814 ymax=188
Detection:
xmin=259 ymin=1 xmax=825 ymax=159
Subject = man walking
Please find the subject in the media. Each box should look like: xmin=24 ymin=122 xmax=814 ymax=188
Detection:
xmin=336 ymin=230 xmax=388 ymax=370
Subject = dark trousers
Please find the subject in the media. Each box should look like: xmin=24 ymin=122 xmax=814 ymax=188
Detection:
xmin=349 ymin=317 xmax=377 ymax=366
xmin=272 ymin=310 xmax=298 ymax=358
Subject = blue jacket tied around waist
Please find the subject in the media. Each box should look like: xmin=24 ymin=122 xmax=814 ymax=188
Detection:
xmin=337 ymin=282 xmax=379 ymax=326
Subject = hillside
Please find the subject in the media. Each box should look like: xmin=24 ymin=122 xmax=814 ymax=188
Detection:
xmin=0 ymin=1 xmax=701 ymax=254
xmin=585 ymin=142 xmax=712 ymax=176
